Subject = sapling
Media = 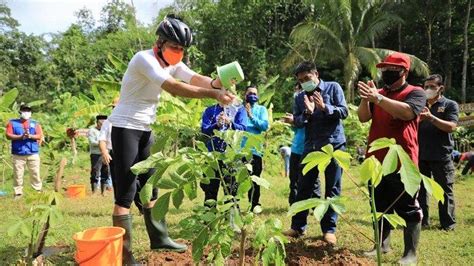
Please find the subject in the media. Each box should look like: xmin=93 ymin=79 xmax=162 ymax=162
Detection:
xmin=288 ymin=138 xmax=445 ymax=266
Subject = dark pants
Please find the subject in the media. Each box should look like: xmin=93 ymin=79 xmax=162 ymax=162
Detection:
xmin=374 ymin=173 xmax=422 ymax=224
xmin=248 ymin=154 xmax=263 ymax=209
xmin=289 ymin=152 xmax=319 ymax=205
xmin=109 ymin=150 xmax=116 ymax=198
xmin=111 ymin=127 xmax=157 ymax=209
xmin=200 ymin=161 xmax=238 ymax=204
xmin=419 ymin=160 xmax=456 ymax=229
xmin=291 ymin=155 xmax=343 ymax=234
xmin=90 ymin=154 xmax=109 ymax=186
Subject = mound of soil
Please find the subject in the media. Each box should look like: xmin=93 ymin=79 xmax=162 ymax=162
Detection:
xmin=145 ymin=238 xmax=374 ymax=265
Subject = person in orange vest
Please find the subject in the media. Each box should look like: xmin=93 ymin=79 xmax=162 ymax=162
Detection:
xmin=5 ymin=103 xmax=43 ymax=199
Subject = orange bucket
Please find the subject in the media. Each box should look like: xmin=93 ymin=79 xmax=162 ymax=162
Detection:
xmin=73 ymin=226 xmax=125 ymax=266
xmin=67 ymin=184 xmax=86 ymax=198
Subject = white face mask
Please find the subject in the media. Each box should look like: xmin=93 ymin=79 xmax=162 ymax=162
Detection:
xmin=425 ymin=89 xmax=439 ymax=100
xmin=20 ymin=112 xmax=31 ymax=120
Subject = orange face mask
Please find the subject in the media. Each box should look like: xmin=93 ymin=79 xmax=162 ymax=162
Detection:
xmin=153 ymin=45 xmax=183 ymax=66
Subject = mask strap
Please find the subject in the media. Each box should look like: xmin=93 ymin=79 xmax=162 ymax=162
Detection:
xmin=153 ymin=44 xmax=169 ymax=66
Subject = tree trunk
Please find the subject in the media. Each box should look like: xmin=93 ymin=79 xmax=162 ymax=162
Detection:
xmin=445 ymin=0 xmax=453 ymax=89
xmin=461 ymin=0 xmax=471 ymax=103
xmin=427 ymin=23 xmax=432 ymax=66
xmin=398 ymin=23 xmax=402 ymax=51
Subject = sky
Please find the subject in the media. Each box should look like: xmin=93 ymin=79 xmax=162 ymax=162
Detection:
xmin=6 ymin=0 xmax=174 ymax=35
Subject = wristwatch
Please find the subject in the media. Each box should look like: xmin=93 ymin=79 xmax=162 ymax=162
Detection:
xmin=376 ymin=94 xmax=383 ymax=104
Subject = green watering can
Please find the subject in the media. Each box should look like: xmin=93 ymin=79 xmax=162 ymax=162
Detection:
xmin=217 ymin=61 xmax=245 ymax=89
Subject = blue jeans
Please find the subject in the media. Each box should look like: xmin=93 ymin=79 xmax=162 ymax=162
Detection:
xmin=291 ymin=157 xmax=343 ymax=234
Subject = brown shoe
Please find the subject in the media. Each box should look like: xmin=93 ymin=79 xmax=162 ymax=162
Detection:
xmin=283 ymin=228 xmax=305 ymax=238
xmin=323 ymin=233 xmax=337 ymax=244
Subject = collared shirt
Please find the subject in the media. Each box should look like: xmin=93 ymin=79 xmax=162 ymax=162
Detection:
xmin=419 ymin=96 xmax=459 ymax=161
xmin=244 ymin=103 xmax=269 ymax=156
xmin=293 ymin=79 xmax=348 ymax=153
xmin=201 ymin=104 xmax=247 ymax=152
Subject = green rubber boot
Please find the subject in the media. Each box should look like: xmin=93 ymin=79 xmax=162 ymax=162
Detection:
xmin=112 ymin=214 xmax=139 ymax=265
xmin=398 ymin=222 xmax=420 ymax=265
xmin=143 ymin=208 xmax=187 ymax=252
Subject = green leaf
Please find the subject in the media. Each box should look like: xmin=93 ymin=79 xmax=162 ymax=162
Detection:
xmin=288 ymin=198 xmax=323 ymax=216
xmin=383 ymin=213 xmax=406 ymax=228
xmin=7 ymin=220 xmax=27 ymax=237
xmin=333 ymin=150 xmax=352 ymax=171
xmin=368 ymin=138 xmax=396 ymax=153
xmin=172 ymin=189 xmax=184 ymax=209
xmin=360 ymin=156 xmax=382 ymax=186
xmin=302 ymin=152 xmax=331 ymax=175
xmin=151 ymin=192 xmax=171 ymax=221
xmin=321 ymin=144 xmax=334 ymax=156
xmin=0 ymin=88 xmax=18 ymax=110
xmin=192 ymin=228 xmax=209 ymax=262
xmin=396 ymin=146 xmax=422 ymax=197
xmin=232 ymin=207 xmax=243 ymax=228
xmin=313 ymin=201 xmax=330 ymax=221
xmin=183 ymin=182 xmax=197 ymax=200
xmin=328 ymin=197 xmax=347 ymax=215
xmin=237 ymin=179 xmax=252 ymax=199
xmin=195 ymin=141 xmax=208 ymax=152
xmin=422 ymin=175 xmax=445 ymax=204
xmin=382 ymin=146 xmax=398 ymax=176
xmin=156 ymin=178 xmax=179 ymax=189
xmin=251 ymin=175 xmax=270 ymax=189
xmin=139 ymin=183 xmax=154 ymax=206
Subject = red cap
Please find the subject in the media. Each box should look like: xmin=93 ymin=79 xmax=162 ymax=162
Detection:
xmin=376 ymin=52 xmax=411 ymax=71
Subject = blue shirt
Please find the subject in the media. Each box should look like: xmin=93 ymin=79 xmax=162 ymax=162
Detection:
xmin=243 ymin=103 xmax=269 ymax=156
xmin=201 ymin=104 xmax=247 ymax=152
xmin=293 ymin=79 xmax=348 ymax=153
xmin=291 ymin=127 xmax=305 ymax=155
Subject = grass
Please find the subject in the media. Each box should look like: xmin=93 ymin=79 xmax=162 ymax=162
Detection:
xmin=0 ymin=150 xmax=473 ymax=265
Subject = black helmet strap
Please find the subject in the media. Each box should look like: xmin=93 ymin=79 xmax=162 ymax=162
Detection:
xmin=156 ymin=40 xmax=170 ymax=66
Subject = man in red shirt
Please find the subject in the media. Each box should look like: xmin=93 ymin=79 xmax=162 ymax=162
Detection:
xmin=5 ymin=104 xmax=43 ymax=199
xmin=357 ymin=52 xmax=426 ymax=265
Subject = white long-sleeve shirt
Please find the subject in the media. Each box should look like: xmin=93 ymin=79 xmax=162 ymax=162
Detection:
xmin=108 ymin=49 xmax=196 ymax=131
xmin=98 ymin=119 xmax=112 ymax=150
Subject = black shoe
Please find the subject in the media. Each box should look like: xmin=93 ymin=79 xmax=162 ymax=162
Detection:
xmin=398 ymin=222 xmax=420 ymax=265
xmin=439 ymin=225 xmax=455 ymax=231
xmin=100 ymin=183 xmax=106 ymax=195
xmin=112 ymin=214 xmax=139 ymax=265
xmin=143 ymin=208 xmax=187 ymax=252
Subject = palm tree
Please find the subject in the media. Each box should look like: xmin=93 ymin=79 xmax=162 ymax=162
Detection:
xmin=283 ymin=0 xmax=429 ymax=102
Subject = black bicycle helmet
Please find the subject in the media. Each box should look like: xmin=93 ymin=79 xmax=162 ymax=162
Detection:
xmin=156 ymin=14 xmax=192 ymax=47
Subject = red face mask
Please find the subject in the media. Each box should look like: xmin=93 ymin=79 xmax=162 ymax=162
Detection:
xmin=154 ymin=44 xmax=183 ymax=65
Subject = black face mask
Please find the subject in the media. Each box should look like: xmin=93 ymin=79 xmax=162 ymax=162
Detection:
xmin=382 ymin=70 xmax=402 ymax=86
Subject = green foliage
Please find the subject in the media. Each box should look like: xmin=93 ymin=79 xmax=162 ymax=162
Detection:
xmin=7 ymin=192 xmax=64 ymax=262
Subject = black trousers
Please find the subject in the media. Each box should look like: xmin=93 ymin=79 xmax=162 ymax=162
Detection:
xmin=288 ymin=152 xmax=319 ymax=205
xmin=248 ymin=154 xmax=263 ymax=209
xmin=111 ymin=127 xmax=157 ymax=209
xmin=90 ymin=154 xmax=108 ymax=186
xmin=109 ymin=150 xmax=116 ymax=198
xmin=418 ymin=160 xmax=456 ymax=229
xmin=200 ymin=161 xmax=237 ymax=204
xmin=374 ymin=173 xmax=422 ymax=223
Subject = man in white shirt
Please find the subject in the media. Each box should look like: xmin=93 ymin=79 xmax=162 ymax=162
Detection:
xmin=107 ymin=14 xmax=234 ymax=264
xmin=88 ymin=115 xmax=108 ymax=195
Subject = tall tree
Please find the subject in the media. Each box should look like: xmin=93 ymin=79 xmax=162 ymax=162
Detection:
xmin=284 ymin=0 xmax=429 ymax=102
xmin=461 ymin=0 xmax=471 ymax=103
